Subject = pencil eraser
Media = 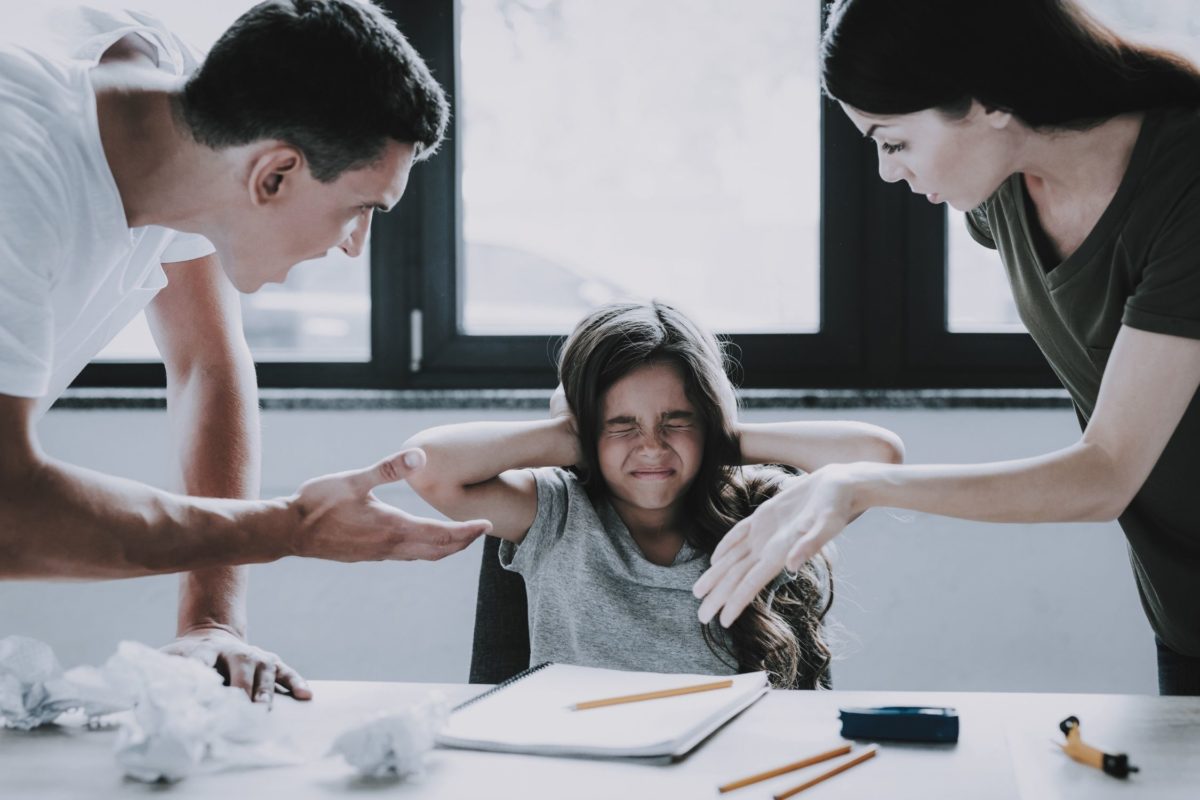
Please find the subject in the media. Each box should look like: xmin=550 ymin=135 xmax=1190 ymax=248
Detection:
xmin=838 ymin=706 xmax=959 ymax=744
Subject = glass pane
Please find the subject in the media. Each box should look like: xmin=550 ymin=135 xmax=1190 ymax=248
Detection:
xmin=948 ymin=0 xmax=1200 ymax=333
xmin=91 ymin=0 xmax=370 ymax=363
xmin=458 ymin=0 xmax=821 ymax=335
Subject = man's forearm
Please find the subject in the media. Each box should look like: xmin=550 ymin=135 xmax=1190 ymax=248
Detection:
xmin=0 ymin=456 xmax=293 ymax=579
xmin=166 ymin=363 xmax=261 ymax=637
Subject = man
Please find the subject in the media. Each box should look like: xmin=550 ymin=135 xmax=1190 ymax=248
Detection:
xmin=0 ymin=1 xmax=490 ymax=703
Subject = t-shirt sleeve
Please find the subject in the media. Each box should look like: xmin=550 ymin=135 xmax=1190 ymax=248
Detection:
xmin=0 ymin=141 xmax=65 ymax=398
xmin=498 ymin=467 xmax=572 ymax=578
xmin=1122 ymin=182 xmax=1200 ymax=340
xmin=160 ymin=231 xmax=216 ymax=264
xmin=965 ymin=205 xmax=997 ymax=250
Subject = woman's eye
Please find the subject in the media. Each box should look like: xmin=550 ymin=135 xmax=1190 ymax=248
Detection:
xmin=609 ymin=428 xmax=636 ymax=437
xmin=663 ymin=424 xmax=692 ymax=432
xmin=881 ymin=142 xmax=905 ymax=155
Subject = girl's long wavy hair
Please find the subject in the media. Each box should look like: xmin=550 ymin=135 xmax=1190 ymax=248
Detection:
xmin=822 ymin=0 xmax=1200 ymax=129
xmin=558 ymin=301 xmax=833 ymax=689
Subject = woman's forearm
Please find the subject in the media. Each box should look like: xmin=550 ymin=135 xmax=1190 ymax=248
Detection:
xmin=846 ymin=439 xmax=1127 ymax=524
xmin=404 ymin=418 xmax=580 ymax=490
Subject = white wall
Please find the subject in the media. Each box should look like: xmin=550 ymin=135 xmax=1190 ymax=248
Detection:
xmin=3 ymin=404 xmax=1156 ymax=694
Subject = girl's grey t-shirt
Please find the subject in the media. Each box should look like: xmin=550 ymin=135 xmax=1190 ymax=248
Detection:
xmin=498 ymin=467 xmax=736 ymax=675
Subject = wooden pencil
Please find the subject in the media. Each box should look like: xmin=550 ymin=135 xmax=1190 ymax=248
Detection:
xmin=570 ymin=678 xmax=734 ymax=711
xmin=718 ymin=744 xmax=853 ymax=793
xmin=773 ymin=746 xmax=879 ymax=800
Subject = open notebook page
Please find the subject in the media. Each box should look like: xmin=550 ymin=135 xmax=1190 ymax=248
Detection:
xmin=437 ymin=664 xmax=768 ymax=758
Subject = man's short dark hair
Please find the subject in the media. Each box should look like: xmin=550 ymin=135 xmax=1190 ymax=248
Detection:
xmin=181 ymin=0 xmax=448 ymax=182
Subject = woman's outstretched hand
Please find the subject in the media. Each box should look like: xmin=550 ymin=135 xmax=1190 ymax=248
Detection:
xmin=693 ymin=463 xmax=859 ymax=627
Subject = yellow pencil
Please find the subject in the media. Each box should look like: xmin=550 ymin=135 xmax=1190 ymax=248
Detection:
xmin=570 ymin=678 xmax=734 ymax=711
xmin=718 ymin=744 xmax=853 ymax=793
xmin=773 ymin=746 xmax=879 ymax=800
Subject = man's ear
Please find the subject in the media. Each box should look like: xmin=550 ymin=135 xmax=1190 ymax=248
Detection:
xmin=247 ymin=144 xmax=305 ymax=207
xmin=976 ymin=100 xmax=1013 ymax=131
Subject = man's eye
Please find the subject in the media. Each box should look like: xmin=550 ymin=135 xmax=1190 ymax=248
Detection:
xmin=881 ymin=142 xmax=905 ymax=155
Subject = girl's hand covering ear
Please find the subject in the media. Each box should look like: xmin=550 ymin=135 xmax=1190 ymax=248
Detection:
xmin=549 ymin=384 xmax=578 ymax=435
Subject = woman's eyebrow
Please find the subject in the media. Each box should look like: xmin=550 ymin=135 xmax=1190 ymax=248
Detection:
xmin=662 ymin=410 xmax=696 ymax=421
xmin=604 ymin=415 xmax=638 ymax=426
xmin=864 ymin=123 xmax=890 ymax=138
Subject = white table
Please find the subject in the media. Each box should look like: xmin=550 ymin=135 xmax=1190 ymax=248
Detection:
xmin=3 ymin=682 xmax=1198 ymax=799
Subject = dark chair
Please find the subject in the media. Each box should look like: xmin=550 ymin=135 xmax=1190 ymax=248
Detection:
xmin=468 ymin=535 xmax=531 ymax=684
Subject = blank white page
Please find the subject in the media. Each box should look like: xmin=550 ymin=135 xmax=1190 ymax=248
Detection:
xmin=437 ymin=664 xmax=767 ymax=758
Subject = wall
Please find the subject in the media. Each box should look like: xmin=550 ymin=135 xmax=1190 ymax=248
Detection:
xmin=1 ymin=403 xmax=1156 ymax=694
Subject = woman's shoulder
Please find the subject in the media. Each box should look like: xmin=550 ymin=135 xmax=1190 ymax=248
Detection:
xmin=1142 ymin=106 xmax=1200 ymax=182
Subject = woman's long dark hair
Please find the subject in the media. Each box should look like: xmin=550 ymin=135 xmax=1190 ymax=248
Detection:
xmin=558 ymin=301 xmax=833 ymax=689
xmin=822 ymin=0 xmax=1200 ymax=128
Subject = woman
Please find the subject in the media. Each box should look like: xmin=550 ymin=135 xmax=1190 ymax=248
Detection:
xmin=693 ymin=0 xmax=1200 ymax=695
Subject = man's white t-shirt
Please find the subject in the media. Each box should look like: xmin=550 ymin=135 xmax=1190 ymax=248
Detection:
xmin=0 ymin=6 xmax=215 ymax=417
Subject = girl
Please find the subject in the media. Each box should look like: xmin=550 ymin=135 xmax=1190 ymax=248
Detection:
xmin=405 ymin=301 xmax=903 ymax=688
xmin=695 ymin=0 xmax=1200 ymax=696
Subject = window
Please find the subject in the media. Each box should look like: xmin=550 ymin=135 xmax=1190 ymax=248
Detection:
xmin=458 ymin=0 xmax=820 ymax=336
xmin=75 ymin=0 xmax=1198 ymax=392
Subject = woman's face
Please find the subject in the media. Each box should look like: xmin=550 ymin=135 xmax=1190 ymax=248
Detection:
xmin=596 ymin=361 xmax=706 ymax=516
xmin=840 ymin=100 xmax=1017 ymax=212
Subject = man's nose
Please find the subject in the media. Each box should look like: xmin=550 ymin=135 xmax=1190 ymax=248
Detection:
xmin=339 ymin=213 xmax=372 ymax=258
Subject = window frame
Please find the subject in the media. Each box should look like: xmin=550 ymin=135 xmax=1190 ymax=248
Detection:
xmin=72 ymin=0 xmax=1057 ymax=393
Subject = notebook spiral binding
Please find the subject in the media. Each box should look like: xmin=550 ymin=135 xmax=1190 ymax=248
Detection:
xmin=453 ymin=661 xmax=553 ymax=712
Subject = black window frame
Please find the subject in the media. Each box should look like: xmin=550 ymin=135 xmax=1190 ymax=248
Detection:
xmin=73 ymin=0 xmax=1057 ymax=393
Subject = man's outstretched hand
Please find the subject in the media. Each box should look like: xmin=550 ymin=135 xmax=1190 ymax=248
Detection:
xmin=289 ymin=448 xmax=492 ymax=562
xmin=163 ymin=626 xmax=311 ymax=704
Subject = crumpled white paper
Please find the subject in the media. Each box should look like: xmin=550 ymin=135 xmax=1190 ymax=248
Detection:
xmin=331 ymin=693 xmax=449 ymax=779
xmin=0 ymin=635 xmax=131 ymax=730
xmin=73 ymin=641 xmax=303 ymax=783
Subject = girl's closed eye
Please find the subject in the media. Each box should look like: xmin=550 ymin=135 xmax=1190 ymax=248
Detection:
xmin=881 ymin=141 xmax=905 ymax=154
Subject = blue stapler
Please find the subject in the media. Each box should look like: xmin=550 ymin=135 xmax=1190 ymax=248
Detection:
xmin=838 ymin=706 xmax=959 ymax=743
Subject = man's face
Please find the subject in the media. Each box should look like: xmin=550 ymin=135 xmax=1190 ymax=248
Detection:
xmin=840 ymin=101 xmax=1015 ymax=212
xmin=217 ymin=140 xmax=415 ymax=292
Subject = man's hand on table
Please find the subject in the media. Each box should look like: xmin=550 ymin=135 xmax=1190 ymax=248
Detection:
xmin=163 ymin=625 xmax=312 ymax=705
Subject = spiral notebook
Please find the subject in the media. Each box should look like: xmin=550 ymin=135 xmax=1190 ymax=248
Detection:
xmin=436 ymin=663 xmax=768 ymax=761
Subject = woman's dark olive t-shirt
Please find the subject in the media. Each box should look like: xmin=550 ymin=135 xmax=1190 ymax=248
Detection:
xmin=966 ymin=106 xmax=1200 ymax=657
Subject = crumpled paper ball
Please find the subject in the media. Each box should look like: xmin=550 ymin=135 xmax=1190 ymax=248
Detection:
xmin=74 ymin=641 xmax=300 ymax=783
xmin=0 ymin=635 xmax=130 ymax=730
xmin=331 ymin=693 xmax=449 ymax=779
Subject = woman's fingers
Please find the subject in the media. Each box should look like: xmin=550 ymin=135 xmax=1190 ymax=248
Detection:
xmin=710 ymin=519 xmax=749 ymax=563
xmin=697 ymin=555 xmax=756 ymax=624
xmin=717 ymin=536 xmax=799 ymax=628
